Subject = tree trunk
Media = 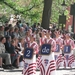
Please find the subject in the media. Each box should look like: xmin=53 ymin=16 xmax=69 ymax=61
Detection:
xmin=41 ymin=0 xmax=52 ymax=29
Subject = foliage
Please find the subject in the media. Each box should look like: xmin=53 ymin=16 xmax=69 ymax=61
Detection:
xmin=0 ymin=15 xmax=8 ymax=23
xmin=0 ymin=0 xmax=75 ymax=24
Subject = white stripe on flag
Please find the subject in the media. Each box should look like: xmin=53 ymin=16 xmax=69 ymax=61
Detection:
xmin=46 ymin=60 xmax=56 ymax=75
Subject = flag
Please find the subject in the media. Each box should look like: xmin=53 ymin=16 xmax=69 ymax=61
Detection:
xmin=56 ymin=54 xmax=63 ymax=66
xmin=68 ymin=54 xmax=75 ymax=67
xmin=38 ymin=60 xmax=45 ymax=75
xmin=37 ymin=56 xmax=45 ymax=75
xmin=46 ymin=60 xmax=56 ymax=75
xmin=44 ymin=59 xmax=49 ymax=66
xmin=28 ymin=63 xmax=36 ymax=75
xmin=23 ymin=63 xmax=36 ymax=75
xmin=56 ymin=54 xmax=66 ymax=68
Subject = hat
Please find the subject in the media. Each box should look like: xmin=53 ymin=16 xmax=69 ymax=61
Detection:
xmin=66 ymin=33 xmax=71 ymax=36
xmin=31 ymin=34 xmax=36 ymax=38
xmin=42 ymin=29 xmax=47 ymax=34
xmin=42 ymin=29 xmax=47 ymax=32
xmin=55 ymin=31 xmax=60 ymax=34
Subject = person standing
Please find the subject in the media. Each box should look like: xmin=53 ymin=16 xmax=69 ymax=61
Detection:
xmin=64 ymin=32 xmax=75 ymax=68
xmin=23 ymin=34 xmax=39 ymax=75
xmin=37 ymin=30 xmax=57 ymax=75
xmin=54 ymin=30 xmax=66 ymax=69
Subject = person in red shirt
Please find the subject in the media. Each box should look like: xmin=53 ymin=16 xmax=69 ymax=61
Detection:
xmin=54 ymin=30 xmax=66 ymax=69
xmin=23 ymin=34 xmax=39 ymax=75
xmin=37 ymin=30 xmax=57 ymax=75
xmin=39 ymin=29 xmax=47 ymax=46
xmin=64 ymin=32 xmax=75 ymax=68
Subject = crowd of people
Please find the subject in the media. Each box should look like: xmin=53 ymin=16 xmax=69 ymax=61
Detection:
xmin=0 ymin=18 xmax=75 ymax=74
xmin=0 ymin=20 xmax=45 ymax=69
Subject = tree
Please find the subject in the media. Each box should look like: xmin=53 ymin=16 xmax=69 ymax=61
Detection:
xmin=41 ymin=0 xmax=52 ymax=29
xmin=0 ymin=0 xmax=43 ymax=24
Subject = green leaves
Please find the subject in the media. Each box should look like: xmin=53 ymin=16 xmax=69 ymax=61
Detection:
xmin=0 ymin=0 xmax=75 ymax=24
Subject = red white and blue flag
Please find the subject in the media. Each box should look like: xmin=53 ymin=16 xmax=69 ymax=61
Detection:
xmin=37 ymin=55 xmax=45 ymax=75
xmin=44 ymin=59 xmax=49 ymax=66
xmin=23 ymin=63 xmax=36 ymax=75
xmin=46 ymin=60 xmax=56 ymax=75
xmin=68 ymin=54 xmax=75 ymax=67
xmin=56 ymin=54 xmax=66 ymax=68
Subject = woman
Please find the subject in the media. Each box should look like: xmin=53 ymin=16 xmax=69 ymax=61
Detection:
xmin=10 ymin=40 xmax=20 ymax=68
xmin=23 ymin=34 xmax=39 ymax=75
xmin=18 ymin=37 xmax=25 ymax=55
xmin=39 ymin=29 xmax=47 ymax=46
xmin=64 ymin=32 xmax=75 ymax=68
xmin=54 ymin=30 xmax=66 ymax=69
xmin=37 ymin=30 xmax=57 ymax=75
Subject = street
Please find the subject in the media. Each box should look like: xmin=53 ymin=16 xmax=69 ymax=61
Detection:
xmin=0 ymin=69 xmax=75 ymax=75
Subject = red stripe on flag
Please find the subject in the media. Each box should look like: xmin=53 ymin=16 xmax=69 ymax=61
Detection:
xmin=24 ymin=68 xmax=29 ymax=75
xmin=68 ymin=54 xmax=75 ymax=67
xmin=39 ymin=63 xmax=45 ymax=75
xmin=46 ymin=60 xmax=56 ymax=75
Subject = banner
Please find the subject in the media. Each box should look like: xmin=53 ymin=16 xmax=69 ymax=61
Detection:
xmin=24 ymin=48 xmax=34 ymax=59
xmin=40 ymin=44 xmax=51 ymax=55
xmin=63 ymin=45 xmax=71 ymax=54
xmin=23 ymin=48 xmax=36 ymax=75
xmin=38 ymin=44 xmax=56 ymax=75
xmin=55 ymin=44 xmax=60 ymax=52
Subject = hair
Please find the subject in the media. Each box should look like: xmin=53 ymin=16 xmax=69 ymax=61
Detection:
xmin=19 ymin=37 xmax=23 ymax=42
xmin=8 ymin=24 xmax=12 ymax=28
xmin=14 ymin=27 xmax=19 ymax=31
xmin=0 ymin=36 xmax=5 ymax=42
xmin=11 ymin=40 xmax=15 ymax=44
xmin=0 ymin=26 xmax=3 ymax=30
xmin=13 ymin=37 xmax=18 ymax=41
xmin=4 ymin=27 xmax=9 ymax=31
xmin=5 ymin=36 xmax=11 ymax=41
xmin=9 ymin=27 xmax=14 ymax=32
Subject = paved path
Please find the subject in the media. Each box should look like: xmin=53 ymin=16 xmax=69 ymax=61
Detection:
xmin=0 ymin=69 xmax=75 ymax=75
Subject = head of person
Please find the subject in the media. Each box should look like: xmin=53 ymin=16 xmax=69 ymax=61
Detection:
xmin=9 ymin=27 xmax=14 ymax=33
xmin=0 ymin=26 xmax=4 ymax=31
xmin=30 ymin=34 xmax=35 ymax=42
xmin=41 ymin=29 xmax=46 ymax=37
xmin=46 ymin=30 xmax=51 ymax=38
xmin=64 ymin=31 xmax=71 ymax=39
xmin=54 ymin=29 xmax=60 ymax=36
xmin=4 ymin=26 xmax=9 ymax=32
xmin=28 ymin=29 xmax=32 ymax=35
xmin=19 ymin=37 xmax=25 ymax=44
xmin=11 ymin=40 xmax=16 ymax=47
xmin=65 ymin=33 xmax=71 ymax=39
xmin=19 ymin=27 xmax=24 ymax=32
xmin=13 ymin=38 xmax=19 ymax=44
xmin=0 ymin=36 xmax=6 ymax=44
xmin=14 ymin=27 xmax=19 ymax=33
xmin=5 ymin=36 xmax=11 ymax=42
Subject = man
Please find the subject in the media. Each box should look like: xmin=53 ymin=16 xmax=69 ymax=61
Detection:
xmin=14 ymin=27 xmax=20 ymax=38
xmin=19 ymin=27 xmax=25 ymax=38
xmin=0 ymin=36 xmax=13 ymax=69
